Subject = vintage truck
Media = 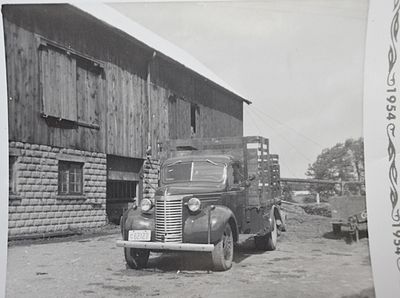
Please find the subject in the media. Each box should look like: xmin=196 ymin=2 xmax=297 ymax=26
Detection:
xmin=116 ymin=136 xmax=286 ymax=271
xmin=330 ymin=195 xmax=367 ymax=242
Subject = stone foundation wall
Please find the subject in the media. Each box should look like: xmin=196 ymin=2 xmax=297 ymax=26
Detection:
xmin=143 ymin=157 xmax=160 ymax=200
xmin=8 ymin=141 xmax=107 ymax=238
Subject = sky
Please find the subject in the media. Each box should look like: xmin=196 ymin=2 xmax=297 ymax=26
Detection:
xmin=108 ymin=0 xmax=368 ymax=178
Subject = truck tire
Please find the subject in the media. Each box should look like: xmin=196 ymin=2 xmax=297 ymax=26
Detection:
xmin=124 ymin=248 xmax=150 ymax=269
xmin=211 ymin=223 xmax=234 ymax=271
xmin=255 ymin=217 xmax=277 ymax=251
xmin=332 ymin=224 xmax=341 ymax=235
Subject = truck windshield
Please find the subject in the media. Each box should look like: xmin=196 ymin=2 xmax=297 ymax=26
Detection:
xmin=162 ymin=160 xmax=226 ymax=183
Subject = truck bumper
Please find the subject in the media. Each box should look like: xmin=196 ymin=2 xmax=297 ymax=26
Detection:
xmin=116 ymin=240 xmax=214 ymax=252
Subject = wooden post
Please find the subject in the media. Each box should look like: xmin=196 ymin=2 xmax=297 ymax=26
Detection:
xmin=355 ymin=227 xmax=359 ymax=242
xmin=340 ymin=181 xmax=344 ymax=195
xmin=147 ymin=51 xmax=156 ymax=155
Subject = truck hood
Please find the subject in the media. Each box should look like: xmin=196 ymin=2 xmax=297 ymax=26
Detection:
xmin=156 ymin=183 xmax=225 ymax=196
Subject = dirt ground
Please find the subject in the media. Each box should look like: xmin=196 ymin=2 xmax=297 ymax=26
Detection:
xmin=6 ymin=205 xmax=375 ymax=298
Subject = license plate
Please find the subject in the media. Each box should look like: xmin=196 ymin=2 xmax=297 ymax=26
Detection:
xmin=128 ymin=230 xmax=151 ymax=241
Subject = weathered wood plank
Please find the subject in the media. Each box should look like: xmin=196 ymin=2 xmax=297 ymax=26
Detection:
xmin=128 ymin=73 xmax=134 ymax=157
xmin=5 ymin=10 xmax=244 ymax=159
xmin=76 ymin=64 xmax=87 ymax=149
xmin=169 ymin=136 xmax=245 ymax=149
xmin=67 ymin=54 xmax=77 ymax=121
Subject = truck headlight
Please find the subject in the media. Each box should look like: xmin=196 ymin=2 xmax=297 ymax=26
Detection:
xmin=187 ymin=197 xmax=201 ymax=212
xmin=140 ymin=198 xmax=153 ymax=213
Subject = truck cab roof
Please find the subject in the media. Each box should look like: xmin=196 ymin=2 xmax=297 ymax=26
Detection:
xmin=162 ymin=155 xmax=237 ymax=166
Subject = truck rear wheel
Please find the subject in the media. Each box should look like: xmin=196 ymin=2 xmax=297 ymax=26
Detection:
xmin=255 ymin=217 xmax=277 ymax=251
xmin=212 ymin=223 xmax=234 ymax=271
xmin=124 ymin=248 xmax=150 ymax=269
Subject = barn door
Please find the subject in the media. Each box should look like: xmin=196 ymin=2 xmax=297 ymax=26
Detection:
xmin=106 ymin=155 xmax=144 ymax=224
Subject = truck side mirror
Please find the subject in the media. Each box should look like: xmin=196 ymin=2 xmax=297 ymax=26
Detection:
xmin=240 ymin=174 xmax=256 ymax=188
xmin=248 ymin=174 xmax=256 ymax=181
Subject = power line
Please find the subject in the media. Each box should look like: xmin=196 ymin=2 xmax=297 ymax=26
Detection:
xmin=248 ymin=106 xmax=314 ymax=164
xmin=245 ymin=108 xmax=263 ymax=135
xmin=250 ymin=105 xmax=323 ymax=149
xmin=246 ymin=109 xmax=304 ymax=179
xmin=248 ymin=104 xmax=324 ymax=149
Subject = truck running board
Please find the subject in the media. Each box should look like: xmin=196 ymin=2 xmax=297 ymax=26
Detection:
xmin=116 ymin=240 xmax=215 ymax=252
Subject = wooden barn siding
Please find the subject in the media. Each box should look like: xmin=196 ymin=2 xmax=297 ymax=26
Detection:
xmin=3 ymin=4 xmax=244 ymax=117
xmin=149 ymin=85 xmax=170 ymax=153
xmin=153 ymin=59 xmax=243 ymax=139
xmin=197 ymin=105 xmax=243 ymax=138
xmin=105 ymin=64 xmax=148 ymax=157
xmin=5 ymin=20 xmax=106 ymax=153
xmin=2 ymin=4 xmax=150 ymax=80
xmin=154 ymin=58 xmax=243 ymax=122
xmin=167 ymin=96 xmax=191 ymax=139
xmin=5 ymin=17 xmax=36 ymax=144
xmin=4 ymin=5 xmax=243 ymax=159
xmin=5 ymin=20 xmax=153 ymax=158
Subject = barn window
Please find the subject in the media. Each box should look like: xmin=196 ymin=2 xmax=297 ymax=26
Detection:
xmin=9 ymin=156 xmax=17 ymax=194
xmin=39 ymin=42 xmax=102 ymax=129
xmin=191 ymin=103 xmax=199 ymax=136
xmin=58 ymin=161 xmax=83 ymax=195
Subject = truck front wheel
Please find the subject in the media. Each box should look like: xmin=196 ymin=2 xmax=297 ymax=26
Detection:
xmin=211 ymin=223 xmax=234 ymax=271
xmin=124 ymin=248 xmax=150 ymax=269
xmin=255 ymin=217 xmax=277 ymax=251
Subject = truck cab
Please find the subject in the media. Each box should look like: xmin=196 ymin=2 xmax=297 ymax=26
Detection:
xmin=117 ymin=136 xmax=286 ymax=271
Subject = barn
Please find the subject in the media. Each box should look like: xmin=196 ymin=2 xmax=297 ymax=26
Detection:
xmin=3 ymin=4 xmax=250 ymax=238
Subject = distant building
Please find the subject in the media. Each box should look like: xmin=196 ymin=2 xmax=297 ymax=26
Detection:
xmin=292 ymin=191 xmax=311 ymax=196
xmin=4 ymin=4 xmax=250 ymax=238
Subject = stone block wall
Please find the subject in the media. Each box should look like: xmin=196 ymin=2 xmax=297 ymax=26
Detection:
xmin=143 ymin=157 xmax=160 ymax=200
xmin=8 ymin=141 xmax=107 ymax=238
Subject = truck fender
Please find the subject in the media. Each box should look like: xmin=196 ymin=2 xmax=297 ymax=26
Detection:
xmin=120 ymin=207 xmax=155 ymax=240
xmin=120 ymin=207 xmax=135 ymax=236
xmin=215 ymin=205 xmax=239 ymax=243
xmin=270 ymin=205 xmax=286 ymax=232
xmin=183 ymin=205 xmax=239 ymax=244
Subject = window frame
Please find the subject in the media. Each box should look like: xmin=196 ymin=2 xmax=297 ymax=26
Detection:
xmin=227 ymin=163 xmax=242 ymax=184
xmin=9 ymin=156 xmax=17 ymax=194
xmin=190 ymin=103 xmax=199 ymax=135
xmin=161 ymin=161 xmax=226 ymax=184
xmin=58 ymin=160 xmax=84 ymax=196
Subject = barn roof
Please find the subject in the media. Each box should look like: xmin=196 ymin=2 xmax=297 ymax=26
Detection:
xmin=74 ymin=3 xmax=251 ymax=105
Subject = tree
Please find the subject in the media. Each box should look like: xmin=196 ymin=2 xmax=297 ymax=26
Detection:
xmin=306 ymin=138 xmax=365 ymax=196
xmin=281 ymin=182 xmax=294 ymax=202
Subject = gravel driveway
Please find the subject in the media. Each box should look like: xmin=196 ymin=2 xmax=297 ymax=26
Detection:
xmin=6 ymin=205 xmax=375 ymax=298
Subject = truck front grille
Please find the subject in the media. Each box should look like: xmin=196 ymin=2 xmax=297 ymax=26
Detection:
xmin=155 ymin=196 xmax=183 ymax=243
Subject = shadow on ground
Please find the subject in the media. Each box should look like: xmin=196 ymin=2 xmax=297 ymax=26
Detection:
xmin=342 ymin=287 xmax=375 ymax=298
xmin=121 ymin=237 xmax=268 ymax=272
xmin=323 ymin=229 xmax=368 ymax=244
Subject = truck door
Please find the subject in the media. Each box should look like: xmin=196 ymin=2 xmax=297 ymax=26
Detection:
xmin=223 ymin=162 xmax=246 ymax=231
